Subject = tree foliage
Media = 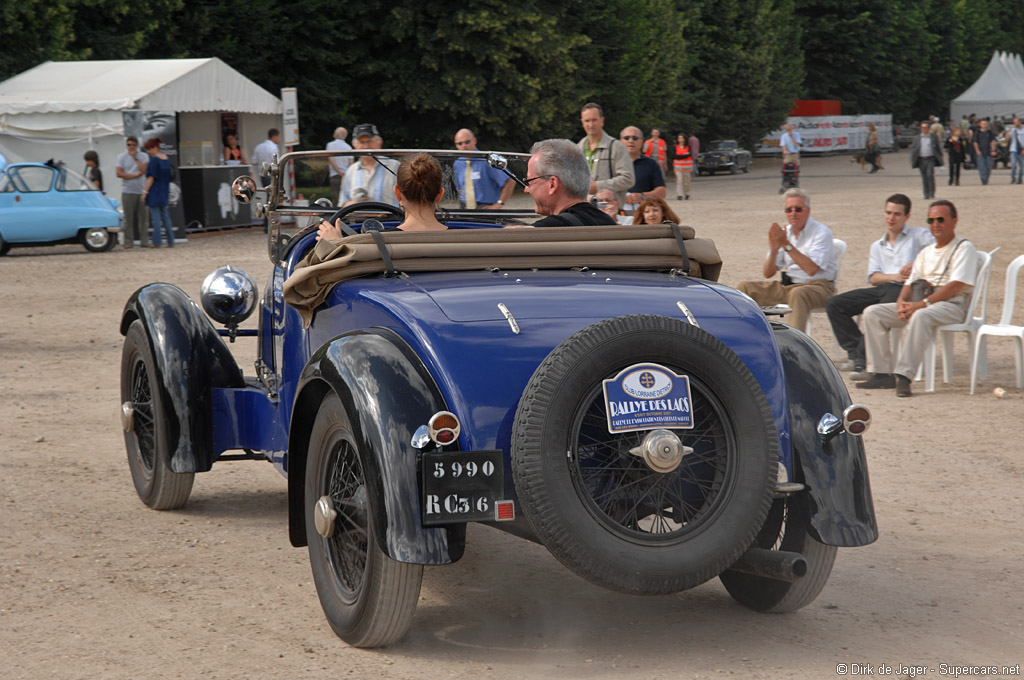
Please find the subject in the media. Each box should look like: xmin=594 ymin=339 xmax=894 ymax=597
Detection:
xmin=3 ymin=0 xmax=1024 ymax=150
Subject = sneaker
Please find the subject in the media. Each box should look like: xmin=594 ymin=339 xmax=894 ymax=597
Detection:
xmin=836 ymin=358 xmax=854 ymax=371
xmin=677 ymin=195 xmax=683 ymax=200
xmin=848 ymin=370 xmax=871 ymax=381
xmin=685 ymin=195 xmax=690 ymax=200
xmin=896 ymin=375 xmax=912 ymax=397
xmin=855 ymin=373 xmax=895 ymax=389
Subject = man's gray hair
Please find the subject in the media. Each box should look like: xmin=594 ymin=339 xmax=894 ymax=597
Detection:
xmin=530 ymin=139 xmax=590 ymax=199
xmin=783 ymin=187 xmax=810 ymax=207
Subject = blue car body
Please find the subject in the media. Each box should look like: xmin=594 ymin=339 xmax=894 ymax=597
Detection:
xmin=118 ymin=149 xmax=877 ymax=647
xmin=0 ymin=161 xmax=121 ymax=253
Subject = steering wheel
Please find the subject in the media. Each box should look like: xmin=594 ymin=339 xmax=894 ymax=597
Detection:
xmin=280 ymin=201 xmax=406 ymax=259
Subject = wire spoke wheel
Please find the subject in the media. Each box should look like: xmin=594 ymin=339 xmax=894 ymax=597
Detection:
xmin=306 ymin=393 xmax=422 ymax=648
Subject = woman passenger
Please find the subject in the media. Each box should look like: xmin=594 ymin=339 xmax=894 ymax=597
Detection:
xmin=318 ymin=153 xmax=446 ymax=238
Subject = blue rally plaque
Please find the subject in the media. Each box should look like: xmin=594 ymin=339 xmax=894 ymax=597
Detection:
xmin=602 ymin=363 xmax=694 ymax=433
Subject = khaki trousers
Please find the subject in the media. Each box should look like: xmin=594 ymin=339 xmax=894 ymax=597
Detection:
xmin=737 ymin=278 xmax=835 ymax=331
xmin=863 ymin=297 xmax=968 ymax=379
xmin=674 ymin=170 xmax=692 ymax=198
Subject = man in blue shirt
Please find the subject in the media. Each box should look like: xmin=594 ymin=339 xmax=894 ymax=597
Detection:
xmin=618 ymin=126 xmax=666 ymax=215
xmin=453 ymin=129 xmax=514 ymax=209
xmin=780 ymin=123 xmax=802 ymax=165
xmin=826 ymin=193 xmax=934 ymax=378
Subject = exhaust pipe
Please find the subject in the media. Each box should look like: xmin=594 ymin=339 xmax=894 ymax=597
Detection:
xmin=725 ymin=548 xmax=807 ymax=582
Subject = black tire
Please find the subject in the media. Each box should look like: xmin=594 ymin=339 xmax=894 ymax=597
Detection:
xmin=742 ymin=161 xmax=750 ymax=173
xmin=729 ymin=164 xmax=737 ymax=175
xmin=306 ymin=392 xmax=422 ymax=648
xmin=0 ymin=234 xmax=10 ymax=256
xmin=719 ymin=492 xmax=837 ymax=612
xmin=81 ymin=227 xmax=116 ymax=252
xmin=512 ymin=315 xmax=777 ymax=594
xmin=121 ymin=320 xmax=194 ymax=509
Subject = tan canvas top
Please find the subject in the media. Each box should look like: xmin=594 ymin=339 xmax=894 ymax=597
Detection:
xmin=283 ymin=224 xmax=723 ymax=326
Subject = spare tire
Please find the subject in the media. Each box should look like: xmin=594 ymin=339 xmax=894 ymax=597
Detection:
xmin=511 ymin=314 xmax=777 ymax=594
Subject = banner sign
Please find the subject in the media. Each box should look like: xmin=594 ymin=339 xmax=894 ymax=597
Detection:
xmin=757 ymin=114 xmax=893 ymax=154
xmin=281 ymin=87 xmax=300 ymax=146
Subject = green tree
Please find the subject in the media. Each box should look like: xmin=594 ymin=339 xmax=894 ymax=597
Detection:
xmin=0 ymin=0 xmax=80 ymax=80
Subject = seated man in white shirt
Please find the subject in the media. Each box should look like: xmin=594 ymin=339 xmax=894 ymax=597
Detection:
xmin=827 ymin=193 xmax=934 ymax=378
xmin=339 ymin=123 xmax=399 ymax=207
xmin=856 ymin=200 xmax=977 ymax=397
xmin=737 ymin=188 xmax=836 ymax=331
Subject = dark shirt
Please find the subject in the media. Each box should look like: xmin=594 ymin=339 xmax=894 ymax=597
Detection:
xmin=87 ymin=166 xmax=103 ymax=192
xmin=628 ymin=156 xmax=666 ymax=194
xmin=145 ymin=156 xmax=172 ymax=207
xmin=533 ymin=202 xmax=617 ymax=227
xmin=974 ymin=129 xmax=995 ymax=154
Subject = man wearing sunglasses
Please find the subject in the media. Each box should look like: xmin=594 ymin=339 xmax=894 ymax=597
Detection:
xmin=736 ymin=188 xmax=836 ymax=331
xmin=115 ymin=136 xmax=150 ymax=248
xmin=857 ymin=200 xmax=977 ymax=397
xmin=619 ymin=126 xmax=666 ymax=214
xmin=526 ymin=139 xmax=617 ymax=227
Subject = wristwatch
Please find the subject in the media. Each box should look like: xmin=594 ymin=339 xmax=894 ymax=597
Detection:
xmin=783 ymin=244 xmax=793 ymax=252
xmin=924 ymin=298 xmax=931 ymax=307
xmin=495 ymin=200 xmax=504 ymax=205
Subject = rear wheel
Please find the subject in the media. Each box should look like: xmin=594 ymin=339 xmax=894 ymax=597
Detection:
xmin=0 ymin=233 xmax=10 ymax=255
xmin=719 ymin=492 xmax=837 ymax=612
xmin=121 ymin=321 xmax=194 ymax=509
xmin=512 ymin=315 xmax=777 ymax=594
xmin=306 ymin=392 xmax=422 ymax=648
xmin=81 ymin=227 xmax=116 ymax=252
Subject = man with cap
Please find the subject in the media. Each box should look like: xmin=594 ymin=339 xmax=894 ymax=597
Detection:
xmin=340 ymin=123 xmax=399 ymax=206
xmin=326 ymin=127 xmax=353 ymax=203
xmin=453 ymin=128 xmax=515 ymax=209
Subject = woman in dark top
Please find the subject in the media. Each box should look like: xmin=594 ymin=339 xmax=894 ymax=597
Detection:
xmin=83 ymin=150 xmax=103 ymax=191
xmin=223 ymin=133 xmax=248 ymax=165
xmin=142 ymin=137 xmax=174 ymax=247
xmin=945 ymin=126 xmax=966 ymax=186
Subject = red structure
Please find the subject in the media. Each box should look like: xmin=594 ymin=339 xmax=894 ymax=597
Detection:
xmin=790 ymin=100 xmax=842 ymax=117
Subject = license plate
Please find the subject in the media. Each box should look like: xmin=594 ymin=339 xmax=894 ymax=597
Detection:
xmin=421 ymin=450 xmax=504 ymax=526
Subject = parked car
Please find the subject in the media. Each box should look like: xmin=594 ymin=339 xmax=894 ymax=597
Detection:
xmin=697 ymin=140 xmax=752 ymax=175
xmin=0 ymin=160 xmax=121 ymax=254
xmin=118 ymin=148 xmax=876 ymax=648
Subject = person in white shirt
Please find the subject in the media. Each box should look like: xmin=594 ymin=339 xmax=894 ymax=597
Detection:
xmin=115 ymin=136 xmax=150 ymax=248
xmin=737 ymin=187 xmax=836 ymax=331
xmin=339 ymin=123 xmax=398 ymax=207
xmin=857 ymin=200 xmax=977 ymax=397
xmin=780 ymin=123 xmax=802 ymax=165
xmin=826 ymin=194 xmax=934 ymax=378
xmin=326 ymin=127 xmax=353 ymax=203
xmin=251 ymin=128 xmax=281 ymax=187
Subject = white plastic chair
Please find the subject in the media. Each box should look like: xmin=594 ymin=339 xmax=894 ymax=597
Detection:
xmin=805 ymin=238 xmax=847 ymax=343
xmin=920 ymin=247 xmax=997 ymax=392
xmin=970 ymin=253 xmax=1024 ymax=394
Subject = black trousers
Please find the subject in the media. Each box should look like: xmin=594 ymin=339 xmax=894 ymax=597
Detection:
xmin=825 ymin=283 xmax=904 ymax=366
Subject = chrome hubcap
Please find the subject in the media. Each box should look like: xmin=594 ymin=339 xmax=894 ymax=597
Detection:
xmin=121 ymin=401 xmax=134 ymax=432
xmin=314 ymin=495 xmax=338 ymax=538
xmin=628 ymin=428 xmax=693 ymax=473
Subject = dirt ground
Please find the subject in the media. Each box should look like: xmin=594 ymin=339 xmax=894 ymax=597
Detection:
xmin=2 ymin=153 xmax=1022 ymax=679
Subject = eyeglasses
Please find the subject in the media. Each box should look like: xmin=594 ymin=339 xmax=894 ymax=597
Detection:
xmin=523 ymin=174 xmax=554 ymax=185
xmin=621 ymin=135 xmax=641 ymax=141
xmin=926 ymin=216 xmax=947 ymax=224
xmin=126 ymin=143 xmax=137 ymax=147
xmin=784 ymin=206 xmax=804 ymax=213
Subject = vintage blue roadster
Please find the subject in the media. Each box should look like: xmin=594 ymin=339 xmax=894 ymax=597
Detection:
xmin=119 ymin=149 xmax=876 ymax=648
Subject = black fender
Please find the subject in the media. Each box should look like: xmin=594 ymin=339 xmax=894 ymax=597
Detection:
xmin=287 ymin=329 xmax=466 ymax=565
xmin=120 ymin=283 xmax=245 ymax=473
xmin=772 ymin=323 xmax=878 ymax=547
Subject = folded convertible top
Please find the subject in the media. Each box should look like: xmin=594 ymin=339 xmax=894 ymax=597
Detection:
xmin=283 ymin=224 xmax=723 ymax=326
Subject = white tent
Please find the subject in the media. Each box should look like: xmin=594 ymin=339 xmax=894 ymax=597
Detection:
xmin=0 ymin=58 xmax=282 ymax=195
xmin=950 ymin=51 xmax=1024 ymax=122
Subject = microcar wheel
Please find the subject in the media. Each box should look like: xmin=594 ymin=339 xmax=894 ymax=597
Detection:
xmin=0 ymin=233 xmax=10 ymax=255
xmin=120 ymin=320 xmax=194 ymax=509
xmin=81 ymin=227 xmax=116 ymax=252
xmin=719 ymin=493 xmax=837 ymax=612
xmin=306 ymin=392 xmax=422 ymax=648
xmin=512 ymin=315 xmax=777 ymax=594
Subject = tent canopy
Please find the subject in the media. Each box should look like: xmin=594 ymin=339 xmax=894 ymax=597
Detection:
xmin=0 ymin=58 xmax=282 ymax=115
xmin=950 ymin=51 xmax=1024 ymax=122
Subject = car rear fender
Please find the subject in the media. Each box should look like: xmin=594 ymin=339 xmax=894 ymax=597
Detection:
xmin=772 ymin=323 xmax=878 ymax=547
xmin=287 ymin=329 xmax=466 ymax=565
xmin=120 ymin=283 xmax=245 ymax=473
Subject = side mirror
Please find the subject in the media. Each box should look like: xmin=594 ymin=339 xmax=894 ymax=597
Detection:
xmin=232 ymin=175 xmax=257 ymax=204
